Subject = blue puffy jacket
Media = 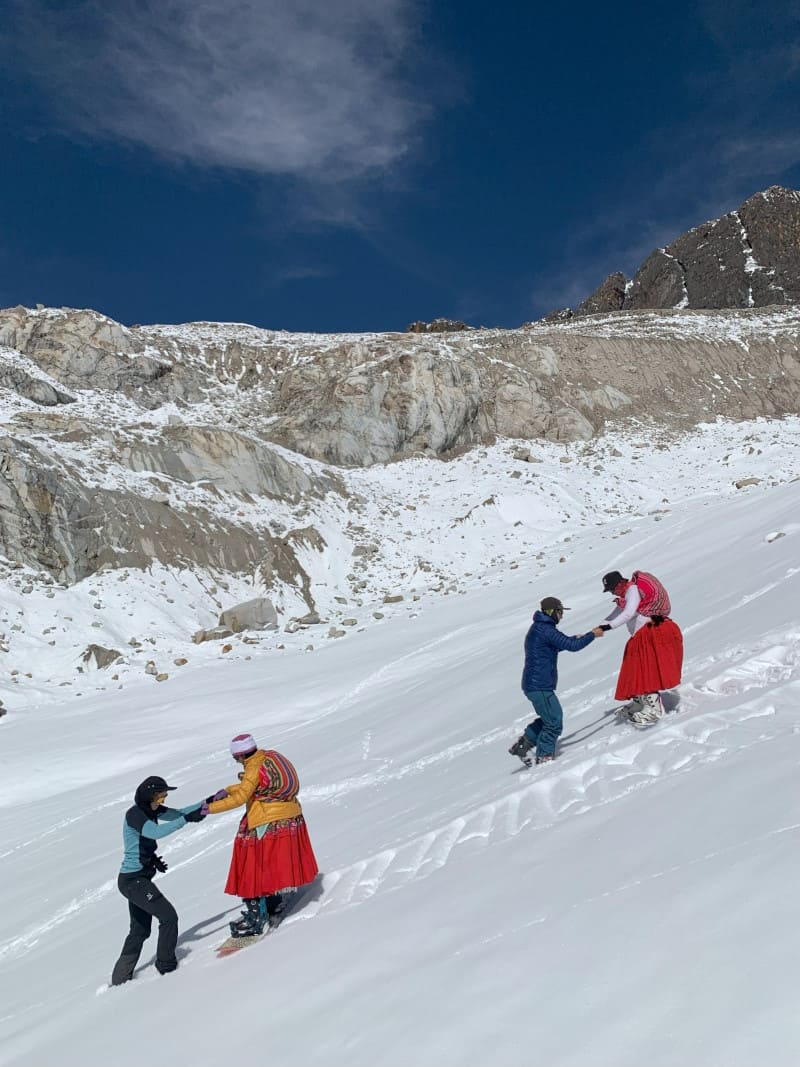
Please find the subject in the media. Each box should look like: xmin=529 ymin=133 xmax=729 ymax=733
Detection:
xmin=521 ymin=610 xmax=595 ymax=692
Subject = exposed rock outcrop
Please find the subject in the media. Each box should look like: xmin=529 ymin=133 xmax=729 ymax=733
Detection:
xmin=0 ymin=363 xmax=76 ymax=407
xmin=2 ymin=294 xmax=800 ymax=609
xmin=116 ymin=425 xmax=340 ymax=500
xmin=218 ymin=597 xmax=278 ymax=633
xmin=557 ymin=186 xmax=800 ymax=318
xmin=5 ymin=298 xmax=799 ymax=475
xmin=575 ymin=272 xmax=628 ymax=316
xmin=192 ymin=625 xmax=234 ymax=644
xmin=0 ymin=434 xmax=298 ymax=584
xmin=265 ymin=315 xmax=800 ymax=463
xmin=0 ymin=307 xmax=177 ymax=401
xmin=406 ymin=319 xmax=470 ymax=333
xmin=81 ymin=644 xmax=123 ymax=669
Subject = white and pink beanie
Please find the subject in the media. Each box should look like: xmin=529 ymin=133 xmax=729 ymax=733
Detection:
xmin=230 ymin=733 xmax=258 ymax=757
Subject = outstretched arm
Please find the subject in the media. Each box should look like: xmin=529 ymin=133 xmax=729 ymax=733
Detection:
xmin=207 ymin=759 xmax=261 ymax=813
xmin=164 ymin=803 xmax=205 ymax=819
xmin=605 ymin=584 xmax=641 ymax=629
xmin=547 ymin=627 xmax=595 ymax=653
xmin=140 ymin=815 xmax=187 ymax=840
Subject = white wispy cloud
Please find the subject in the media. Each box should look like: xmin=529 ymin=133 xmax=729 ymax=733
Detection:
xmin=7 ymin=0 xmax=431 ymax=180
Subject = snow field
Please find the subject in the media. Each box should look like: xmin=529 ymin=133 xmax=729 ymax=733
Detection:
xmin=1 ymin=421 xmax=800 ymax=1065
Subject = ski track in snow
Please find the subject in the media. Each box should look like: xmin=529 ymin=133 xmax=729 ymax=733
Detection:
xmin=305 ymin=704 xmax=786 ymax=921
xmin=3 ymin=628 xmax=798 ymax=967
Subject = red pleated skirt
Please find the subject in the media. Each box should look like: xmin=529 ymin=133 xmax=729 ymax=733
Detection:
xmin=614 ymin=619 xmax=684 ymax=701
xmin=224 ymin=815 xmax=319 ymax=898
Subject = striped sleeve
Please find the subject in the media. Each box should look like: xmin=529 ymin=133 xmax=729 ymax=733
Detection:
xmin=259 ymin=750 xmax=299 ymax=800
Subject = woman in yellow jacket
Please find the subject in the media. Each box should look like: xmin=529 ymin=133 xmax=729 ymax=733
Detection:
xmin=208 ymin=733 xmax=318 ymax=938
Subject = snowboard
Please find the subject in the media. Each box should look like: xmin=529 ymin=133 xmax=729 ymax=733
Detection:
xmin=215 ymin=887 xmax=309 ymax=958
xmin=510 ymin=759 xmax=534 ymax=774
xmin=510 ymin=756 xmax=555 ymax=773
xmin=216 ymin=930 xmax=267 ymax=958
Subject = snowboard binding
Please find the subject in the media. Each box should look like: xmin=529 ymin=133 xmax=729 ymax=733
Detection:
xmin=229 ymin=894 xmax=287 ymax=938
xmin=229 ymin=897 xmax=268 ymax=938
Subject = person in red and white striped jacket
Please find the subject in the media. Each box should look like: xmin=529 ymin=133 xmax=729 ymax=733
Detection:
xmin=599 ymin=570 xmax=683 ymax=725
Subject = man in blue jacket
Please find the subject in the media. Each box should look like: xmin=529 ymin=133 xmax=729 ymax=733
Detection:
xmin=110 ymin=775 xmax=208 ymax=986
xmin=509 ymin=597 xmax=604 ymax=767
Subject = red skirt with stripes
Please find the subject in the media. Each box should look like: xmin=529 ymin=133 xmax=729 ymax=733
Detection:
xmin=614 ymin=619 xmax=683 ymax=701
xmin=224 ymin=815 xmax=319 ymax=898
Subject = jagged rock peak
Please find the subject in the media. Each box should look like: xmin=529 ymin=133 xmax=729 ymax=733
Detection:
xmin=550 ymin=185 xmax=800 ymax=319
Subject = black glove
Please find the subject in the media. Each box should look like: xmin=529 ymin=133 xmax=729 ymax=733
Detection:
xmin=183 ymin=807 xmax=206 ymax=823
xmin=600 ymin=624 xmax=611 ymax=632
xmin=153 ymin=855 xmax=168 ymax=873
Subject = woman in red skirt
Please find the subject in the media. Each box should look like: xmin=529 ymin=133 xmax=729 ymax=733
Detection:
xmin=208 ymin=733 xmax=319 ymax=938
xmin=601 ymin=570 xmax=683 ymax=725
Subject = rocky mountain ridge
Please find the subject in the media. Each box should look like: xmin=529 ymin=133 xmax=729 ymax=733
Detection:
xmin=2 ymin=305 xmax=799 ymax=597
xmin=554 ymin=186 xmax=800 ymax=319
xmin=2 ymin=298 xmax=800 ymax=711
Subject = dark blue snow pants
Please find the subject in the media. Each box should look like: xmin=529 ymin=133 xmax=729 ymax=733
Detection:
xmin=523 ymin=689 xmax=563 ymax=758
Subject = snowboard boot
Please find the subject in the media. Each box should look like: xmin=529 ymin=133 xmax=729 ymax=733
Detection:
xmin=265 ymin=893 xmax=287 ymax=929
xmin=229 ymin=897 xmax=268 ymax=938
xmin=535 ymin=754 xmax=554 ymax=765
xmin=509 ymin=734 xmax=534 ymax=767
xmin=643 ymin=692 xmax=664 ymax=718
xmin=628 ymin=693 xmax=661 ymax=726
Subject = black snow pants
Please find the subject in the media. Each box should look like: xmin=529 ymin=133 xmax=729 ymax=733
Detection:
xmin=111 ymin=872 xmax=179 ymax=985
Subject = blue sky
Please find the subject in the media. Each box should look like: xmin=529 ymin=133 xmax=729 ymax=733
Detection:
xmin=2 ymin=0 xmax=800 ymax=332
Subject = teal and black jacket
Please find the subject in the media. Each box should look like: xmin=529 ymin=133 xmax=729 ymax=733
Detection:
xmin=119 ymin=789 xmax=204 ymax=876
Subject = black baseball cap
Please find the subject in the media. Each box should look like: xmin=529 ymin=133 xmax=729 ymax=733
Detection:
xmin=137 ymin=776 xmax=177 ymax=800
xmin=540 ymin=597 xmax=569 ymax=613
xmin=602 ymin=571 xmax=625 ymax=593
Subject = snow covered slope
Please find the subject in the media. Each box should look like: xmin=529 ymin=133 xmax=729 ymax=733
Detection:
xmin=2 ymin=420 xmax=800 ymax=1066
xmin=2 ymin=416 xmax=799 ymax=709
